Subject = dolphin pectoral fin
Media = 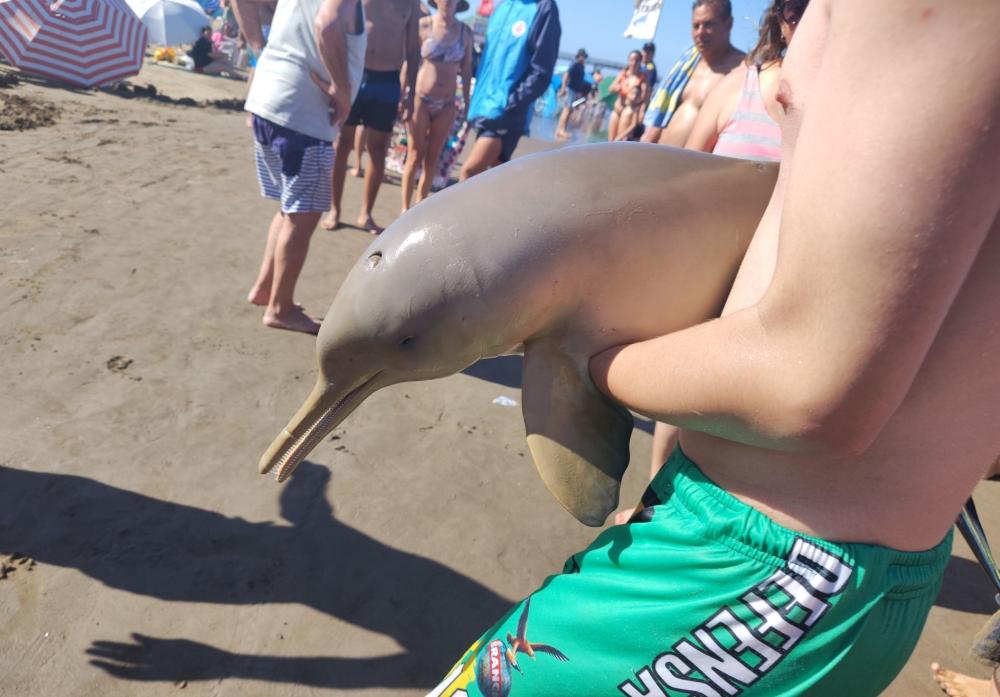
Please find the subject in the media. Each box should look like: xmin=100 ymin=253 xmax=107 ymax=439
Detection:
xmin=521 ymin=343 xmax=633 ymax=526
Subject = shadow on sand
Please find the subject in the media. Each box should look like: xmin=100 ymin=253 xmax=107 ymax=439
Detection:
xmin=0 ymin=463 xmax=512 ymax=689
xmin=936 ymin=554 xmax=1000 ymax=615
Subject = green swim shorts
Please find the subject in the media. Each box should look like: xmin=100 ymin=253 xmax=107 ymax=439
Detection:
xmin=429 ymin=447 xmax=952 ymax=697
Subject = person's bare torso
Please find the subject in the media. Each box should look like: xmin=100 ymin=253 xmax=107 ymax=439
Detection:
xmin=415 ymin=15 xmax=465 ymax=99
xmin=681 ymin=3 xmax=1000 ymax=552
xmin=658 ymin=47 xmax=743 ymax=147
xmin=362 ymin=0 xmax=416 ymax=71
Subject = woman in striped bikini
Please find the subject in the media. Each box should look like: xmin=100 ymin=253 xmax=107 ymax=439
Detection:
xmin=400 ymin=0 xmax=473 ymax=212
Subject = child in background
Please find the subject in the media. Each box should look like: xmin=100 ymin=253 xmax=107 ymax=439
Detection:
xmin=614 ymin=85 xmax=645 ymax=142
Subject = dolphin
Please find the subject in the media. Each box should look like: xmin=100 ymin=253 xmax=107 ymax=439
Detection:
xmin=259 ymin=143 xmax=777 ymax=526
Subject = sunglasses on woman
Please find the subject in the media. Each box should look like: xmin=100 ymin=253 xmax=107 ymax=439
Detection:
xmin=778 ymin=0 xmax=809 ymax=25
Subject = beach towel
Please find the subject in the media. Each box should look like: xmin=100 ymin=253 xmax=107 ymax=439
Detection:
xmin=643 ymin=44 xmax=700 ymax=130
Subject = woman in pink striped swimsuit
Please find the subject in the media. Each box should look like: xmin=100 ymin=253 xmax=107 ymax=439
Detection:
xmin=685 ymin=0 xmax=809 ymax=162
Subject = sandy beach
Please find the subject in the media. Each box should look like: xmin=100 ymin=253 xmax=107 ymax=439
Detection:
xmin=1 ymin=60 xmax=998 ymax=696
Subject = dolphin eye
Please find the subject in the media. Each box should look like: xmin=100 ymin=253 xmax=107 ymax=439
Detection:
xmin=367 ymin=252 xmax=382 ymax=269
xmin=399 ymin=336 xmax=414 ymax=347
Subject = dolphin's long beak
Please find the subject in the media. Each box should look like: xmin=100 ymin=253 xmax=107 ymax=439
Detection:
xmin=259 ymin=372 xmax=382 ymax=482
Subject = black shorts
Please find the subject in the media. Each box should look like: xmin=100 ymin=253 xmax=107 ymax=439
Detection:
xmin=470 ymin=116 xmax=524 ymax=163
xmin=344 ymin=69 xmax=401 ymax=133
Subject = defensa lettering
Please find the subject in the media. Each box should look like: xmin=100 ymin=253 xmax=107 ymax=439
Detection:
xmin=618 ymin=538 xmax=854 ymax=697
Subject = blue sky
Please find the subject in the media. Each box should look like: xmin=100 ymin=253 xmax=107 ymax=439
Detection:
xmin=461 ymin=0 xmax=773 ymax=67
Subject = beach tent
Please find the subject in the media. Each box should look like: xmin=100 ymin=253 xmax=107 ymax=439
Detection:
xmin=0 ymin=0 xmax=147 ymax=87
xmin=125 ymin=0 xmax=208 ymax=46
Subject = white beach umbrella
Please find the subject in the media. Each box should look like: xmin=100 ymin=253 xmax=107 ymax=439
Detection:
xmin=125 ymin=0 xmax=207 ymax=46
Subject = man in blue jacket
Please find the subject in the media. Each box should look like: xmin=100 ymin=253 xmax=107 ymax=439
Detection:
xmin=459 ymin=0 xmax=561 ymax=180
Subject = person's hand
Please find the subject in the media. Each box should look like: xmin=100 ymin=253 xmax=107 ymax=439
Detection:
xmin=399 ymin=94 xmax=415 ymax=123
xmin=310 ymin=71 xmax=351 ymax=127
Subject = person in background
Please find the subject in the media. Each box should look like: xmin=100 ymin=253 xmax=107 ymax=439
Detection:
xmin=187 ymin=26 xmax=231 ymax=75
xmin=612 ymin=84 xmax=644 ymax=141
xmin=350 ymin=126 xmax=366 ymax=176
xmin=617 ymin=0 xmax=808 ymax=524
xmin=606 ymin=49 xmax=647 ymax=142
xmin=325 ymin=0 xmax=422 ymax=234
xmin=240 ymin=0 xmax=366 ymax=334
xmin=686 ymin=0 xmax=804 ymax=159
xmin=640 ymin=41 xmax=657 ymax=87
xmin=228 ymin=0 xmax=276 ymax=67
xmin=641 ymin=0 xmax=743 ymax=146
xmin=401 ymin=0 xmax=473 ymax=211
xmin=554 ymin=47 xmax=589 ymax=140
xmin=638 ymin=40 xmax=656 ymax=119
xmin=458 ymin=0 xmax=561 ymax=180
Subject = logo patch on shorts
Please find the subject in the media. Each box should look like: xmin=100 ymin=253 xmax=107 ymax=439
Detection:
xmin=511 ymin=19 xmax=527 ymax=37
xmin=476 ymin=640 xmax=513 ymax=697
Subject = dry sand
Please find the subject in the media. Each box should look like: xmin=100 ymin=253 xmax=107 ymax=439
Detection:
xmin=1 ymin=60 xmax=997 ymax=697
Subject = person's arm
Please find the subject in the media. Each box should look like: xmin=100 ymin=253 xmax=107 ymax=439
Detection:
xmin=614 ymin=110 xmax=637 ymax=141
xmin=558 ymin=67 xmax=569 ymax=97
xmin=460 ymin=25 xmax=473 ymax=118
xmin=591 ymin=0 xmax=1000 ymax=456
xmin=230 ymin=0 xmax=266 ymax=52
xmin=400 ymin=0 xmax=421 ymax=120
xmin=310 ymin=0 xmax=357 ymax=127
xmin=683 ymin=65 xmax=743 ymax=153
xmin=504 ymin=0 xmax=560 ymax=115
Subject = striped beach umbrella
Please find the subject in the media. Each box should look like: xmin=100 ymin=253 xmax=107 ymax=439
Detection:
xmin=0 ymin=0 xmax=147 ymax=87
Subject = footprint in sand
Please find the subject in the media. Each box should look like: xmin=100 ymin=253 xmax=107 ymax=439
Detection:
xmin=105 ymin=356 xmax=141 ymax=381
xmin=0 ymin=552 xmax=36 ymax=580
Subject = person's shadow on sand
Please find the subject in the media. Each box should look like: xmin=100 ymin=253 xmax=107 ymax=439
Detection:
xmin=0 ymin=463 xmax=512 ymax=689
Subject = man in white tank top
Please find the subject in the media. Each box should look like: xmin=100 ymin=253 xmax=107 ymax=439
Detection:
xmin=238 ymin=0 xmax=366 ymax=334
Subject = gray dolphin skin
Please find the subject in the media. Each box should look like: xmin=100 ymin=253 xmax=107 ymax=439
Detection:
xmin=259 ymin=143 xmax=777 ymax=526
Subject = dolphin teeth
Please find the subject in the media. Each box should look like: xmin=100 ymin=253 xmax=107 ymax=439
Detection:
xmin=274 ymin=407 xmax=337 ymax=483
xmin=269 ymin=372 xmax=382 ymax=483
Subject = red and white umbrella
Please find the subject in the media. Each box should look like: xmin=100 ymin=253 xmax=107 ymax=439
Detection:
xmin=0 ymin=0 xmax=148 ymax=87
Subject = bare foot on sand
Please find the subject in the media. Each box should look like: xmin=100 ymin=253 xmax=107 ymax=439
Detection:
xmin=262 ymin=307 xmax=321 ymax=335
xmin=931 ymin=663 xmax=999 ymax=697
xmin=247 ymin=285 xmax=271 ymax=306
xmin=320 ymin=213 xmax=344 ymax=231
xmin=357 ymin=215 xmax=383 ymax=235
xmin=247 ymin=287 xmax=305 ymax=310
xmin=350 ymin=166 xmax=364 ymax=178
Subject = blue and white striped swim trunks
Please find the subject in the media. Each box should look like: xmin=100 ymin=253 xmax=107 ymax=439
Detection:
xmin=252 ymin=114 xmax=333 ymax=214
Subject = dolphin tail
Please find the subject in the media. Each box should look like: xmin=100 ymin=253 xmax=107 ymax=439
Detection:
xmin=521 ymin=341 xmax=633 ymax=526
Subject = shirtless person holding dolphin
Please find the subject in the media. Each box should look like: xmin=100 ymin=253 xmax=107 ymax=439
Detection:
xmin=428 ymin=1 xmax=1000 ymax=694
